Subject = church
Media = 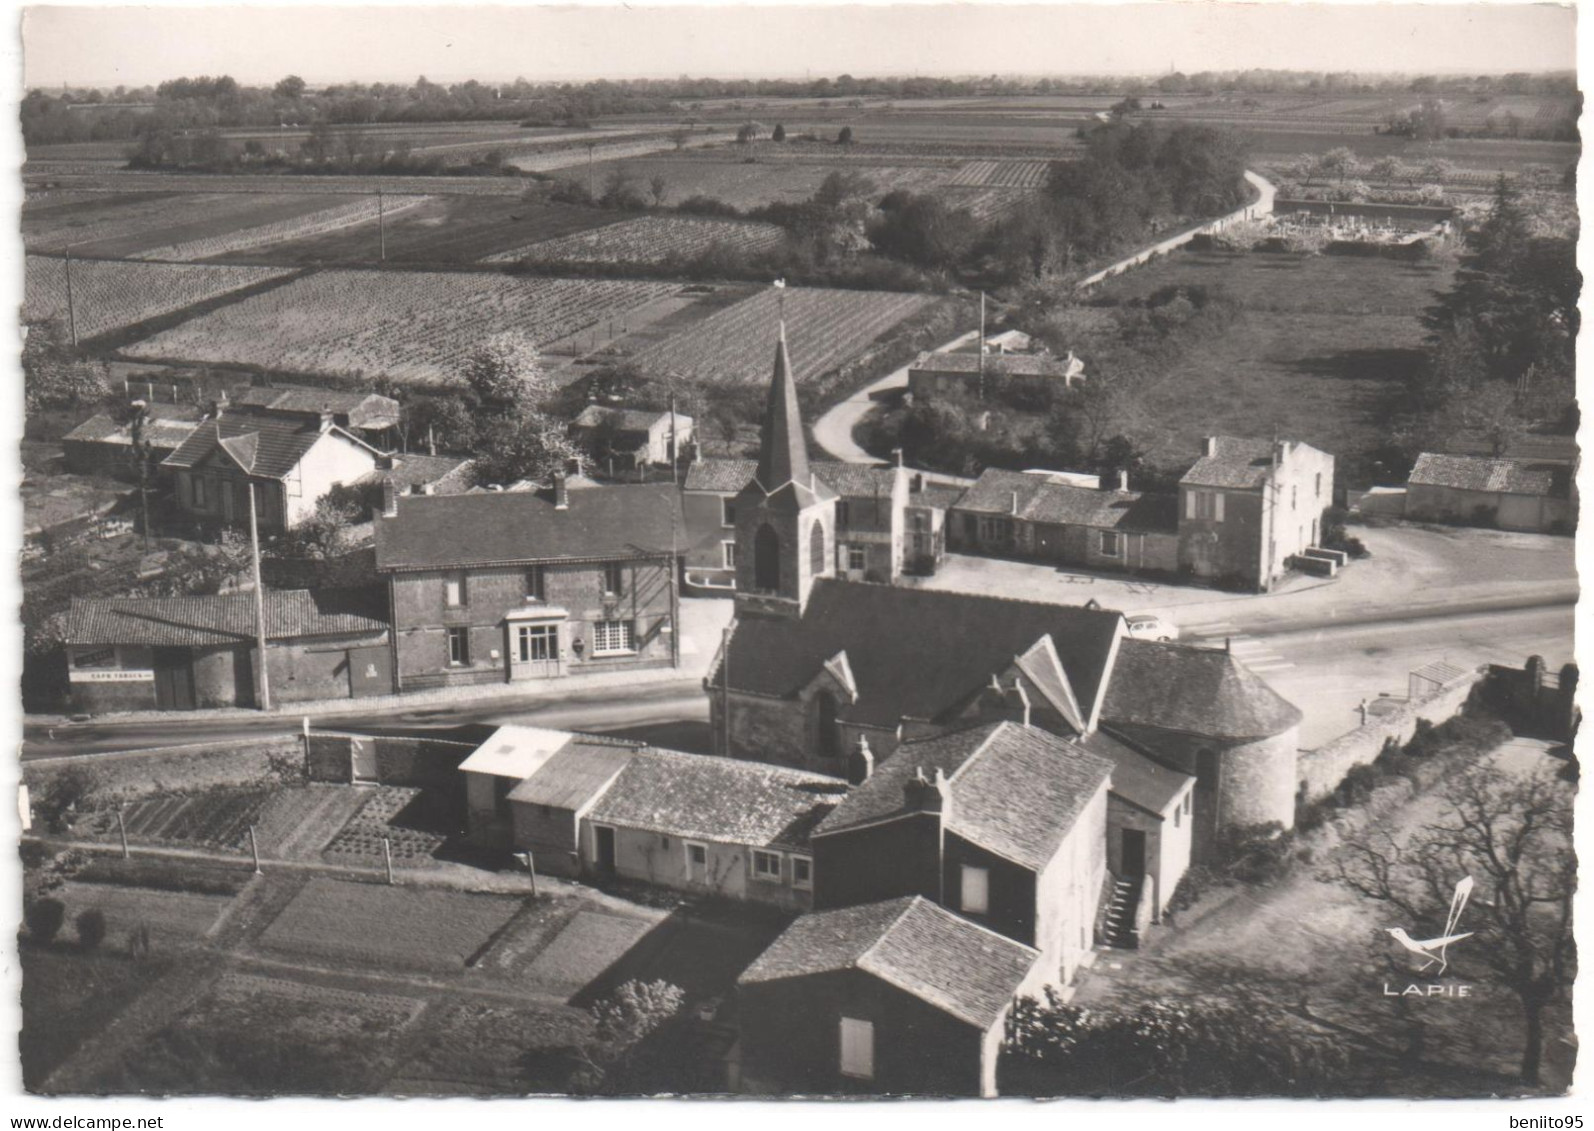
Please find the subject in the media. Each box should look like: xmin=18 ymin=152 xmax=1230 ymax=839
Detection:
xmin=707 ymin=324 xmax=1305 ymax=868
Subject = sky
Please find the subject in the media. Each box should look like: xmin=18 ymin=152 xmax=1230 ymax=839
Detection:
xmin=20 ymin=2 xmax=1578 ymax=90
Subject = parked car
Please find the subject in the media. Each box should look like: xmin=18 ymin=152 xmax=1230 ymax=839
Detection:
xmin=1125 ymin=613 xmax=1178 ymax=642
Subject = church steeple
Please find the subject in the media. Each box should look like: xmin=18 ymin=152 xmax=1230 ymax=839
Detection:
xmin=754 ymin=323 xmax=810 ymax=494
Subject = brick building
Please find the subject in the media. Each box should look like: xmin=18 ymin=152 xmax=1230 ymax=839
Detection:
xmin=373 ymin=477 xmax=682 ymax=692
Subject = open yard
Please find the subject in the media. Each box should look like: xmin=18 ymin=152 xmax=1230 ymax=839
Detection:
xmin=1094 ymin=248 xmax=1455 ymax=473
xmin=258 ymin=876 xmax=524 ymax=971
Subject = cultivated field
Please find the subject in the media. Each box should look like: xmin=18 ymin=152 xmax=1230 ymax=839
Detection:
xmin=224 ymin=196 xmax=626 ymax=266
xmin=574 ymin=153 xmax=954 ymax=210
xmin=1095 ymin=248 xmax=1455 ymax=468
xmin=631 ymin=285 xmax=935 ymax=386
xmin=489 ymin=214 xmax=785 ymax=265
xmin=943 ymin=159 xmax=1053 ymax=188
xmin=24 ymin=256 xmax=297 ymax=340
xmin=122 ymin=270 xmax=681 ymax=384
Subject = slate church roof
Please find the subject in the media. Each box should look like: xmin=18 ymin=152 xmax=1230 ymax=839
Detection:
xmin=1101 ymin=638 xmax=1302 ymax=739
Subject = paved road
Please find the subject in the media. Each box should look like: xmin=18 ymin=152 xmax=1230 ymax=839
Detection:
xmin=810 ymin=328 xmax=979 ymax=462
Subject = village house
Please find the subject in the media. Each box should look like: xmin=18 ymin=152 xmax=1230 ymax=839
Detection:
xmin=61 ymin=404 xmax=202 ymax=481
xmin=372 ymin=476 xmax=682 ymax=692
xmin=948 ymin=467 xmax=1180 ymax=574
xmin=569 ymin=405 xmax=693 ymax=469
xmin=232 ymin=385 xmax=401 ymax=446
xmin=811 ymin=721 xmax=1112 ymax=989
xmin=63 ymin=588 xmax=390 ymax=712
xmin=737 ymin=895 xmax=1045 ymax=1096
xmin=161 ymin=405 xmax=385 ymax=532
xmin=1178 ymin=435 xmax=1336 ymax=591
xmin=906 ymin=351 xmax=1084 ymax=404
xmin=458 ymin=725 xmax=845 ymax=909
xmin=358 ymin=452 xmax=476 ymax=504
xmin=1405 ymin=451 xmax=1577 ymax=533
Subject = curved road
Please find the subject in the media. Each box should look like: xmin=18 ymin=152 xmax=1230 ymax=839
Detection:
xmin=811 ymin=169 xmax=1277 ymax=465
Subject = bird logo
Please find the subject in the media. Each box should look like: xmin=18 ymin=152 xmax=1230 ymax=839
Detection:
xmin=1386 ymin=876 xmax=1474 ymax=976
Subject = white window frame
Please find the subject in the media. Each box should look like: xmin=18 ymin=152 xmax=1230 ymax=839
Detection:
xmin=961 ymin=864 xmax=990 ymax=915
xmin=525 ymin=565 xmax=545 ymax=601
xmin=444 ymin=573 xmax=467 ymax=608
xmin=685 ymin=841 xmax=709 ymax=873
xmin=721 ymin=497 xmax=737 ymax=528
xmin=722 ymin=540 xmax=737 ymax=570
xmin=602 ymin=561 xmax=626 ymax=596
xmin=446 ymin=627 xmax=469 ymax=667
xmin=751 ymin=849 xmax=783 ymax=882
xmin=791 ymin=855 xmax=813 ymax=891
xmin=591 ymin=619 xmax=635 ymax=656
xmin=839 ymin=1017 xmax=875 ymax=1081
xmin=847 ymin=545 xmax=867 ymax=572
xmin=1099 ymin=530 xmax=1121 ymax=558
xmin=516 ymin=623 xmax=557 ymax=663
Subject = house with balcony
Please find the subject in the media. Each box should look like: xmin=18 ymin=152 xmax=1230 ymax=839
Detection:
xmin=373 ymin=476 xmax=682 ymax=692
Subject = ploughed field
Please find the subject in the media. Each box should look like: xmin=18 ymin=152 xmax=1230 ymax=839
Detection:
xmin=486 ymin=214 xmax=786 ymax=265
xmin=24 ymin=255 xmax=296 ymax=340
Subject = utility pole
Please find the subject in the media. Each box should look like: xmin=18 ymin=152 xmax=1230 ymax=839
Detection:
xmin=977 ymin=290 xmax=986 ymax=402
xmin=63 ymin=246 xmax=78 ymax=347
xmin=377 ymin=189 xmax=387 ymax=262
xmin=587 ymin=142 xmax=596 ymax=199
xmin=668 ymin=383 xmax=679 ymax=485
xmin=248 ymin=483 xmax=272 ymax=711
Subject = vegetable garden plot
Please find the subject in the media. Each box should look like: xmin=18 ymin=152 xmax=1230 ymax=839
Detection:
xmin=487 ymin=214 xmax=785 ymax=264
xmin=631 ymin=285 xmax=933 ymax=387
xmin=131 ymin=195 xmax=431 ymax=262
xmin=24 ymin=256 xmax=296 ymax=340
xmin=943 ymin=160 xmax=1053 ymax=188
xmin=123 ymin=270 xmax=680 ymax=386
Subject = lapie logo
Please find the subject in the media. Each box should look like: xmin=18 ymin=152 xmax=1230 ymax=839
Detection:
xmin=1382 ymin=876 xmax=1475 ymax=998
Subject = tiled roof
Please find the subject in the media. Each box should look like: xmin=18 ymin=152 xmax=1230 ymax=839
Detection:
xmin=234 ymin=387 xmax=399 ymax=429
xmin=373 ymin=482 xmax=683 ymax=571
xmin=910 ymin=482 xmax=967 ymax=510
xmin=684 ymin=458 xmax=759 ymax=493
xmin=585 ymin=748 xmax=848 ymax=849
xmin=571 ymin=405 xmax=688 ymax=433
xmin=63 ymin=409 xmax=200 ymax=451
xmin=1102 ymin=638 xmax=1302 ymax=740
xmin=360 ymin=453 xmax=475 ymax=493
xmin=815 ymin=722 xmax=1112 ymax=871
xmin=718 ymin=580 xmax=1123 ymax=729
xmin=1408 ymin=453 xmax=1569 ymax=498
xmin=507 ymin=739 xmax=642 ymax=811
xmin=162 ymin=409 xmax=377 ymax=481
xmin=816 ymin=462 xmax=901 ymax=499
xmin=756 ymin=330 xmax=809 ymax=493
xmin=1179 ymin=436 xmax=1281 ymax=490
xmin=910 ymin=352 xmax=1075 ymax=378
xmin=1079 ymin=729 xmax=1192 ymax=816
xmin=739 ymin=896 xmax=1038 ymax=1029
xmin=65 ymin=588 xmax=387 ymax=647
xmin=952 ymin=468 xmax=1174 ymax=533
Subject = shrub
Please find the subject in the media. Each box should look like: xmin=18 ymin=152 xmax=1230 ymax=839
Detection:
xmin=74 ymin=855 xmax=252 ymax=896
xmin=1215 ymin=822 xmax=1295 ymax=885
xmin=24 ymin=898 xmax=66 ymax=944
xmin=76 ymin=908 xmax=107 ymax=950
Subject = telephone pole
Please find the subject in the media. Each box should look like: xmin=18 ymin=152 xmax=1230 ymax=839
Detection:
xmin=977 ymin=290 xmax=986 ymax=401
xmin=248 ymin=483 xmax=272 ymax=711
xmin=63 ymin=246 xmax=78 ymax=347
xmin=377 ymin=189 xmax=387 ymax=262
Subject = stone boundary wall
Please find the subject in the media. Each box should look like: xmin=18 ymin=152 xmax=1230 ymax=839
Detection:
xmin=1296 ymin=669 xmax=1484 ymax=804
xmin=304 ymin=730 xmax=474 ymax=788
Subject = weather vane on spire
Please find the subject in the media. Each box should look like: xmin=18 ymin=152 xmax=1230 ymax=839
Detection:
xmin=773 ymin=277 xmax=786 ymax=324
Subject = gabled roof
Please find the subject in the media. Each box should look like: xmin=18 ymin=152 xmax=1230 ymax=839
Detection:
xmin=571 ymin=405 xmax=690 ymax=433
xmin=717 ymin=580 xmax=1123 ymax=729
xmin=814 ymin=722 xmax=1111 ymax=871
xmin=816 ymin=462 xmax=901 ymax=499
xmin=585 ymin=748 xmax=848 ymax=850
xmin=754 ymin=325 xmax=810 ymax=494
xmin=1101 ymin=638 xmax=1302 ymax=740
xmin=63 ymin=409 xmax=201 ymax=451
xmin=1180 ymin=436 xmax=1282 ymax=490
xmin=685 ymin=457 xmax=895 ymax=501
xmin=1408 ymin=452 xmax=1570 ymax=498
xmin=161 ymin=409 xmax=378 ymax=481
xmin=909 ymin=352 xmax=1075 ymax=378
xmin=684 ymin=458 xmax=759 ymax=494
xmin=359 ymin=453 xmax=475 ymax=494
xmin=953 ymin=468 xmax=1174 ymax=533
xmin=508 ymin=740 xmax=640 ymax=812
xmin=739 ymin=895 xmax=1038 ymax=1029
xmin=459 ymin=725 xmax=588 ymax=780
xmin=234 ymin=386 xmax=399 ymax=430
xmin=373 ymin=482 xmax=683 ymax=571
xmin=1079 ymin=729 xmax=1193 ymax=816
xmin=65 ymin=588 xmax=387 ymax=647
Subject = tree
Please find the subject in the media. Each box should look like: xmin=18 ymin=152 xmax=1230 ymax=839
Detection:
xmin=271 ymin=494 xmax=361 ymax=560
xmin=649 ymin=174 xmax=669 ymax=207
xmin=472 ymin=409 xmax=583 ymax=488
xmin=274 ymin=75 xmax=307 ymax=101
xmin=463 ymin=339 xmax=553 ymax=411
xmin=127 ymin=400 xmax=156 ymax=548
xmin=669 ymin=127 xmax=691 ymax=150
xmin=771 ymin=122 xmax=786 ymax=142
xmin=76 ymin=909 xmax=107 ymax=950
xmin=1003 ymin=989 xmax=1349 ymax=1096
xmin=836 ymin=125 xmax=853 ymax=146
xmin=570 ymin=979 xmax=686 ymax=1094
xmin=24 ymin=898 xmax=65 ymax=945
xmin=1336 ymin=761 xmax=1575 ymax=1084
xmin=24 ymin=319 xmax=111 ymax=413
xmin=1316 ymin=146 xmax=1360 ymax=184
xmin=735 ymin=122 xmax=760 ymax=144
xmin=1369 ymin=156 xmax=1403 ymax=183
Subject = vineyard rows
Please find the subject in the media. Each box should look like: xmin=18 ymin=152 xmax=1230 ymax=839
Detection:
xmin=133 ymin=195 xmax=431 ymax=262
xmin=944 ymin=160 xmax=1053 ymax=188
xmin=632 ymin=285 xmax=933 ymax=386
xmin=23 ymin=191 xmax=321 ymax=255
xmin=487 ymin=215 xmax=785 ymax=265
xmin=123 ymin=269 xmax=679 ymax=385
xmin=24 ymin=256 xmax=296 ymax=340
xmin=934 ymin=185 xmax=1032 ymax=223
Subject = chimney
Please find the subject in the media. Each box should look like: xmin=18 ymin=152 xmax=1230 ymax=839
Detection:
xmin=1117 ymin=469 xmax=1129 ymax=492
xmin=1010 ymin=490 xmax=1019 ymax=516
xmin=911 ymin=472 xmax=924 ymax=493
xmin=1203 ymin=436 xmax=1218 ymax=458
xmin=1273 ymin=439 xmax=1287 ymax=469
xmin=421 ymin=483 xmax=435 ymax=496
xmin=380 ymin=480 xmax=399 ymax=518
xmin=848 ymin=734 xmax=875 ymax=785
xmin=902 ymin=765 xmax=952 ymax=823
xmin=318 ymin=411 xmax=335 ymax=432
xmin=567 ymin=456 xmax=583 ymax=477
xmin=553 ymin=472 xmax=569 ymax=511
xmin=891 ymin=447 xmax=904 ymax=468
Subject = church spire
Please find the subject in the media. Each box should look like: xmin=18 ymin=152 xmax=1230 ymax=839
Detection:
xmin=754 ymin=320 xmax=810 ymax=493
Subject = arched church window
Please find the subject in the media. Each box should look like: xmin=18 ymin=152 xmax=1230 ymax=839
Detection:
xmin=809 ymin=521 xmax=826 ymax=577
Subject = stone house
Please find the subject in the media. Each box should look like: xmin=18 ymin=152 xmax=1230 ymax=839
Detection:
xmin=1405 ymin=452 xmax=1577 ymax=533
xmin=232 ymin=386 xmax=401 ymax=446
xmin=811 ymin=721 xmax=1111 ymax=990
xmin=1178 ymin=436 xmax=1335 ymax=591
xmin=907 ymin=351 xmax=1083 ymax=403
xmin=64 ymin=588 xmax=390 ymax=712
xmin=373 ymin=477 xmax=682 ymax=693
xmin=738 ymin=895 xmax=1044 ymax=1096
xmin=161 ymin=405 xmax=384 ymax=532
xmin=61 ymin=405 xmax=201 ymax=481
xmin=569 ymin=405 xmax=693 ymax=468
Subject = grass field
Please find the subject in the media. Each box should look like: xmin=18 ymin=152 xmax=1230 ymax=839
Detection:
xmin=575 ymin=153 xmax=953 ymax=210
xmin=228 ymin=196 xmax=626 ymax=265
xmin=632 ymin=285 xmax=935 ymax=386
xmin=24 ymin=255 xmax=296 ymax=340
xmin=388 ymin=1000 xmax=594 ymax=1095
xmin=1096 ymin=248 xmax=1454 ymax=468
xmin=259 ymin=877 xmax=523 ymax=971
xmin=122 ymin=269 xmax=680 ymax=385
xmin=56 ymin=880 xmax=234 ymax=946
xmin=20 ymin=947 xmax=172 ymax=1090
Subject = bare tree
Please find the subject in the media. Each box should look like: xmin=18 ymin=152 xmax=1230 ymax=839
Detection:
xmin=1336 ymin=761 xmax=1575 ymax=1085
xmin=649 ymin=174 xmax=669 ymax=207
